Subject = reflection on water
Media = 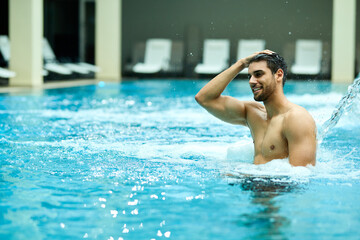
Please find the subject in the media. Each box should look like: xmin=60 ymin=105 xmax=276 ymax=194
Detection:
xmin=230 ymin=177 xmax=303 ymax=239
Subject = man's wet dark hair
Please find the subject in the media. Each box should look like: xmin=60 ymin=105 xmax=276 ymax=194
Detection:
xmin=249 ymin=53 xmax=287 ymax=87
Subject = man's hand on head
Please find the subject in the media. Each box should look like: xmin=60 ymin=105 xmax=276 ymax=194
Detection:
xmin=239 ymin=49 xmax=276 ymax=68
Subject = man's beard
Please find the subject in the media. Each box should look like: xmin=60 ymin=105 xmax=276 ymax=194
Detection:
xmin=253 ymin=80 xmax=276 ymax=102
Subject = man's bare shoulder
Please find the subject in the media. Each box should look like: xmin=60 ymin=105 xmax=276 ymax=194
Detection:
xmin=284 ymin=104 xmax=316 ymax=132
xmin=286 ymin=104 xmax=314 ymax=119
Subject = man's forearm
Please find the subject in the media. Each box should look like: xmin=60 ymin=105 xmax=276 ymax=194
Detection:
xmin=195 ymin=60 xmax=246 ymax=104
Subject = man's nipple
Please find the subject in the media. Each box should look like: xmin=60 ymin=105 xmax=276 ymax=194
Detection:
xmin=270 ymin=145 xmax=275 ymax=150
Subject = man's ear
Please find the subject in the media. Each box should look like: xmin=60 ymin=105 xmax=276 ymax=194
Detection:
xmin=275 ymin=68 xmax=284 ymax=83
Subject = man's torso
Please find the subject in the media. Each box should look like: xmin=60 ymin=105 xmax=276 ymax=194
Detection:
xmin=246 ymin=103 xmax=291 ymax=164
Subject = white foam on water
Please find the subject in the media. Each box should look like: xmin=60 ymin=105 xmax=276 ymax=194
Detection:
xmin=221 ymin=139 xmax=313 ymax=180
xmin=222 ymin=140 xmax=360 ymax=181
xmin=226 ymin=137 xmax=254 ymax=164
xmin=140 ymin=141 xmax=229 ymax=165
xmin=22 ymin=132 xmax=358 ymax=182
xmin=13 ymin=87 xmax=358 ymax=183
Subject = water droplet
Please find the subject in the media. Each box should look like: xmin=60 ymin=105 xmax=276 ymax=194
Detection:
xmin=110 ymin=210 xmax=118 ymax=218
xmin=131 ymin=208 xmax=139 ymax=215
xmin=128 ymin=199 xmax=138 ymax=206
xmin=160 ymin=220 xmax=166 ymax=227
xmin=150 ymin=194 xmax=159 ymax=199
xmin=164 ymin=231 xmax=171 ymax=238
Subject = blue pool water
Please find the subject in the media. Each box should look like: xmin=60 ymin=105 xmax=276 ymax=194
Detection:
xmin=0 ymin=79 xmax=359 ymax=239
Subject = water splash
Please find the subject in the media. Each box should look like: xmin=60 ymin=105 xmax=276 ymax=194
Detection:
xmin=318 ymin=75 xmax=360 ymax=142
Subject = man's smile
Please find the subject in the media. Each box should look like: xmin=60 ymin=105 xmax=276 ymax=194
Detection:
xmin=252 ymin=86 xmax=262 ymax=94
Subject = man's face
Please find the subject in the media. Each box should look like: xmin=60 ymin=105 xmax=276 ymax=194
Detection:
xmin=248 ymin=61 xmax=277 ymax=102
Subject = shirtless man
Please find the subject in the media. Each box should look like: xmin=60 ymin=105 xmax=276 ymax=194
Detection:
xmin=195 ymin=50 xmax=316 ymax=166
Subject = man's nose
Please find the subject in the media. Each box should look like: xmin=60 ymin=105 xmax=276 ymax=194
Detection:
xmin=249 ymin=76 xmax=257 ymax=85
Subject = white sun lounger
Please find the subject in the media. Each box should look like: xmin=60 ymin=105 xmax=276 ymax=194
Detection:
xmin=291 ymin=39 xmax=323 ymax=75
xmin=43 ymin=38 xmax=101 ymax=75
xmin=0 ymin=35 xmax=47 ymax=76
xmin=42 ymin=38 xmax=76 ymax=75
xmin=237 ymin=39 xmax=266 ymax=74
xmin=0 ymin=67 xmax=16 ymax=78
xmin=194 ymin=39 xmax=230 ymax=74
xmin=0 ymin=36 xmax=16 ymax=78
xmin=133 ymin=39 xmax=172 ymax=74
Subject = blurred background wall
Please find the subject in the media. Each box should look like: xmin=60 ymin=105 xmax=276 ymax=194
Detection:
xmin=0 ymin=0 xmax=359 ymax=79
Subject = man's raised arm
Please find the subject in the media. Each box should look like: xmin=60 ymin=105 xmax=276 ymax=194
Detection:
xmin=194 ymin=59 xmax=250 ymax=125
xmin=195 ymin=50 xmax=273 ymax=125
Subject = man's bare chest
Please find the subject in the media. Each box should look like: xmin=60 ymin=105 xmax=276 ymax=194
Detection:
xmin=249 ymin=115 xmax=289 ymax=162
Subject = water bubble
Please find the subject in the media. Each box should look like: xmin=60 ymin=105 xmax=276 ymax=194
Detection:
xmin=288 ymin=32 xmax=292 ymax=35
xmin=150 ymin=194 xmax=159 ymax=199
xmin=164 ymin=231 xmax=171 ymax=238
xmin=125 ymin=100 xmax=135 ymax=106
xmin=128 ymin=199 xmax=138 ymax=206
xmin=110 ymin=210 xmax=118 ymax=218
xmin=160 ymin=220 xmax=166 ymax=227
xmin=131 ymin=209 xmax=139 ymax=215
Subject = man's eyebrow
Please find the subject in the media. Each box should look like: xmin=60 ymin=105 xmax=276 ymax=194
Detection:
xmin=249 ymin=70 xmax=264 ymax=75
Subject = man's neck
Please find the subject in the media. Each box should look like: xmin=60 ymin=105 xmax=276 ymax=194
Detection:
xmin=263 ymin=89 xmax=290 ymax=118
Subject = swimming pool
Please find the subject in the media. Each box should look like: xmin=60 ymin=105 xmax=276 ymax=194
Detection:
xmin=0 ymin=79 xmax=359 ymax=239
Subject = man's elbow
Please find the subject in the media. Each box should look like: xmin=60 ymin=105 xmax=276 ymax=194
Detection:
xmin=194 ymin=93 xmax=201 ymax=103
xmin=195 ymin=93 xmax=207 ymax=107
